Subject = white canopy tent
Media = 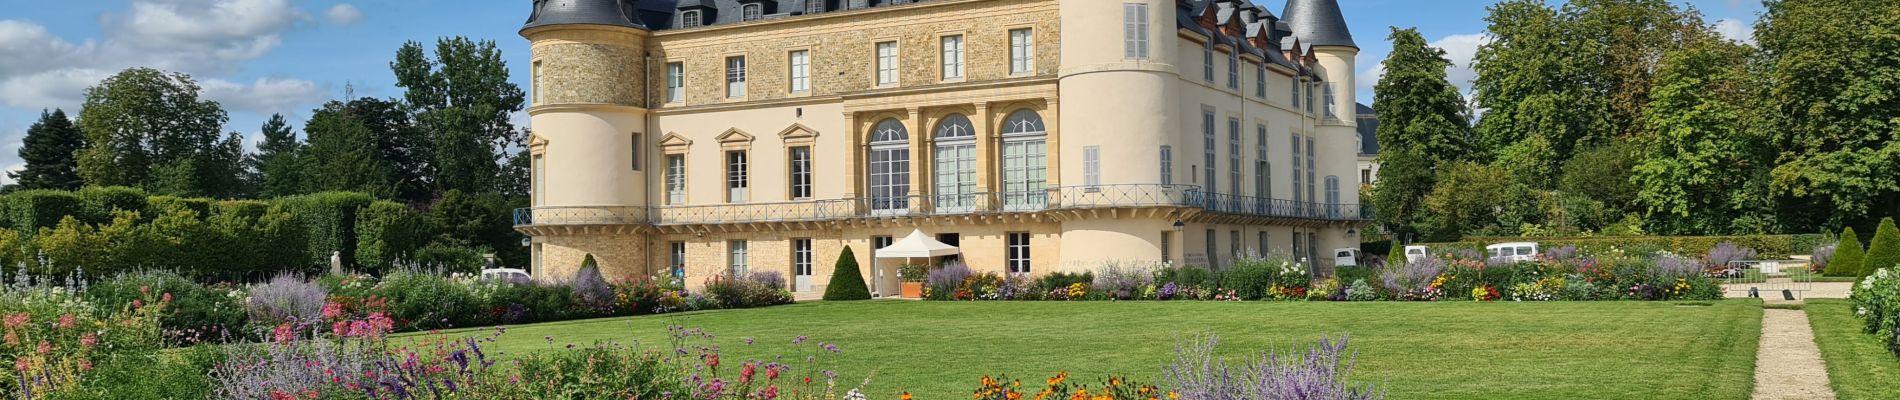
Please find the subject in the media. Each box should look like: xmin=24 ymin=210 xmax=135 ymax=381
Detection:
xmin=871 ymin=229 xmax=961 ymax=297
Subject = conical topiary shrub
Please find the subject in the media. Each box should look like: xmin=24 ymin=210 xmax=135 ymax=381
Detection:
xmin=1864 ymin=218 xmax=1900 ymax=276
xmin=822 ymin=246 xmax=872 ymax=301
xmin=1826 ymin=227 xmax=1865 ymax=277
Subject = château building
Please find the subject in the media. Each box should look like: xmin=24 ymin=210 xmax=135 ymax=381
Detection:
xmin=517 ymin=0 xmax=1372 ymax=295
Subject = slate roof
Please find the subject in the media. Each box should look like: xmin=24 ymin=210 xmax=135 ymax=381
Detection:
xmin=523 ymin=0 xmax=647 ymax=31
xmin=1356 ymin=103 xmax=1380 ymax=155
xmin=1282 ymin=0 xmax=1356 ymax=49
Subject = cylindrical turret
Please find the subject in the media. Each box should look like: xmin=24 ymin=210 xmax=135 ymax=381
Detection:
xmin=521 ymin=0 xmax=649 ymax=209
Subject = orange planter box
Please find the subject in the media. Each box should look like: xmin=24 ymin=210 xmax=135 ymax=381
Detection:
xmin=900 ymin=282 xmax=924 ymax=299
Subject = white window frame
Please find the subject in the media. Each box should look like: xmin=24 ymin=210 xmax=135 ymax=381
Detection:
xmin=741 ymin=3 xmax=763 ymax=21
xmin=1256 ymin=124 xmax=1269 ymax=200
xmin=1159 ymin=145 xmax=1173 ymax=186
xmin=532 ymin=60 xmax=543 ymax=105
xmin=1123 ymin=3 xmax=1149 ymax=60
xmin=806 ymin=0 xmax=825 ymax=14
xmin=725 ymin=56 xmax=747 ymax=99
xmin=1006 ymin=232 xmax=1032 ymax=274
xmin=1324 ymin=83 xmax=1338 ymax=118
xmin=1201 ymin=108 xmax=1216 ymax=191
xmin=1255 ymin=64 xmax=1267 ymax=98
xmin=1292 ymin=77 xmax=1302 ymax=108
xmin=869 ymin=119 xmax=910 ymax=213
xmin=665 ymin=62 xmax=684 ymax=103
xmin=1009 ymin=28 xmax=1034 ymax=75
xmin=1306 ymin=136 xmax=1317 ymax=204
xmin=1292 ymin=134 xmax=1304 ymax=210
xmin=1202 ymin=46 xmax=1215 ymax=82
xmin=670 ymin=241 xmax=687 ymax=279
xmin=680 ymin=10 xmax=702 ymax=28
xmin=1001 ymin=111 xmax=1048 ymax=210
xmin=1228 ymin=117 xmax=1241 ymax=196
xmin=1083 ymin=145 xmax=1101 ymax=187
xmin=790 ymin=146 xmax=812 ymax=200
xmin=793 ymin=238 xmax=813 ymax=280
xmin=788 ymin=50 xmax=810 ymax=93
xmin=934 ymin=115 xmax=977 ymax=212
xmin=531 ymin=154 xmax=545 ymax=206
xmin=726 ymin=150 xmax=749 ymax=203
xmin=666 ymin=154 xmax=686 ymax=204
xmin=729 ymin=240 xmax=749 ymax=277
xmin=876 ymin=41 xmax=898 ymax=86
xmin=940 ymin=35 xmax=964 ymax=80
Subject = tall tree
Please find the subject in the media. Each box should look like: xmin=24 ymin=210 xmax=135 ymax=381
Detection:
xmin=1564 ymin=0 xmax=1713 ymax=141
xmin=1632 ymin=38 xmax=1776 ymax=234
xmin=75 ymin=68 xmax=240 ymax=197
xmin=303 ymin=98 xmax=427 ymax=200
xmin=1758 ymin=0 xmax=1900 ymax=229
xmin=10 ymin=109 xmax=87 ymax=190
xmin=1470 ymin=0 xmax=1606 ymax=188
xmin=391 ymin=37 xmax=525 ymax=196
xmin=1369 ymin=27 xmax=1473 ymax=241
xmin=250 ymin=114 xmax=309 ymax=197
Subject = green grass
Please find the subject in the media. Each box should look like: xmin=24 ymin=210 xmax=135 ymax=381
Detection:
xmin=429 ymin=301 xmax=1762 ymax=399
xmin=1805 ymin=299 xmax=1900 ymax=400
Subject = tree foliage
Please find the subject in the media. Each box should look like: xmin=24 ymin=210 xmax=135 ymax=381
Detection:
xmin=1632 ymin=38 xmax=1775 ymax=235
xmin=76 ymin=68 xmax=244 ymax=198
xmin=392 ymin=37 xmax=526 ymax=196
xmin=1369 ymin=27 xmax=1472 ymax=240
xmin=249 ymin=114 xmax=307 ymax=198
xmin=1758 ymin=0 xmax=1900 ymax=228
xmin=11 ymin=109 xmax=87 ymax=191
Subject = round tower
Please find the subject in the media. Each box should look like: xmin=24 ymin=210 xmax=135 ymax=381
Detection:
xmin=519 ymin=0 xmax=651 ymax=280
xmin=1284 ymin=0 xmax=1364 ymax=257
xmin=1055 ymin=0 xmax=1182 ymax=267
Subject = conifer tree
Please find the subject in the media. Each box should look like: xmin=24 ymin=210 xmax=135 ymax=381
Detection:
xmin=1825 ymin=227 xmax=1864 ymax=277
xmin=10 ymin=109 xmax=87 ymax=190
xmin=822 ymin=246 xmax=872 ymax=301
xmin=1863 ymin=218 xmax=1900 ymax=276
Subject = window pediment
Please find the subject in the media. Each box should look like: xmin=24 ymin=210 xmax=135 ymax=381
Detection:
xmin=717 ymin=128 xmax=755 ymax=150
xmin=658 ymin=132 xmax=694 ymax=154
xmin=778 ymin=123 xmax=819 ymax=146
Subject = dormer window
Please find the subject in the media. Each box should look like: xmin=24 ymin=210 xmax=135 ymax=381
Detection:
xmin=805 ymin=0 xmax=825 ymax=14
xmin=741 ymin=3 xmax=762 ymax=21
xmin=680 ymin=10 xmax=702 ymax=27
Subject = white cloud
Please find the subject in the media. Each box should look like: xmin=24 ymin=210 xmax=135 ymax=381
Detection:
xmin=325 ymin=4 xmax=363 ymax=25
xmin=201 ymin=77 xmax=324 ymax=115
xmin=0 ymin=68 xmax=112 ymax=110
xmin=1714 ymin=18 xmax=1755 ymax=45
xmin=1358 ymin=33 xmax=1490 ymax=98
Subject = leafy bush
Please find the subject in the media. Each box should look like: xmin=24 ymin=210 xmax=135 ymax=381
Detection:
xmin=354 ymin=200 xmax=428 ymax=274
xmin=4 ymin=189 xmax=83 ymax=235
xmin=85 ymin=271 xmax=245 ymax=345
xmin=246 ymin=274 xmax=327 ymax=328
xmin=1851 ymin=267 xmax=1898 ymax=358
xmin=278 ymin=191 xmax=373 ymax=271
xmin=0 ymin=285 xmax=167 ymax=398
xmin=822 ymin=246 xmax=871 ymax=301
xmin=1829 ymin=227 xmax=1866 ymax=277
xmin=1163 ymin=334 xmax=1382 ymax=400
xmin=704 ymin=272 xmax=793 ymax=309
xmin=1035 ymin=271 xmax=1094 ymax=293
xmin=1093 ymin=263 xmax=1154 ymax=300
xmin=1424 ymin=233 xmax=1827 ymax=259
xmin=1811 ymin=243 xmax=1836 ymax=273
xmin=373 ymin=270 xmax=480 ymax=331
xmin=74 ymin=186 xmax=148 ymax=225
xmin=1865 ymin=218 xmax=1900 ymax=277
xmin=411 ymin=242 xmax=488 ymax=273
xmin=570 ymin=255 xmax=613 ymax=312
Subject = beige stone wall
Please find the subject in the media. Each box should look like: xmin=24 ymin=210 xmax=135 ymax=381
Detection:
xmin=528 ymin=26 xmax=647 ymax=106
xmin=641 ymin=221 xmax=1061 ymax=293
xmin=647 ymin=0 xmax=1059 ymax=107
xmin=536 ymin=233 xmax=649 ymax=284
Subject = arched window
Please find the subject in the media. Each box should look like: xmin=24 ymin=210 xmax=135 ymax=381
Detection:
xmin=934 ymin=114 xmax=976 ymax=212
xmin=1000 ymin=110 xmax=1048 ymax=210
xmin=868 ymin=119 xmax=910 ymax=213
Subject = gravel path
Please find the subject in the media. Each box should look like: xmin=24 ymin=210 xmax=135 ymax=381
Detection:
xmin=1752 ymin=309 xmax=1837 ymax=400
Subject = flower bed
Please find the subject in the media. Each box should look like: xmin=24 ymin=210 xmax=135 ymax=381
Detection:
xmin=1852 ymin=266 xmax=1900 ymax=358
xmin=923 ymin=246 xmax=1727 ymax=302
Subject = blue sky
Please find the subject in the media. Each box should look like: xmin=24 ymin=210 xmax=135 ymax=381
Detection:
xmin=0 ymin=0 xmax=1765 ymax=185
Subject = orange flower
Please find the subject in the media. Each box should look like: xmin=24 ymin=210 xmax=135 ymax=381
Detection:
xmin=1070 ymin=389 xmax=1088 ymax=400
xmin=1007 ymin=392 xmax=1023 ymax=400
xmin=902 ymin=392 xmax=914 ymax=400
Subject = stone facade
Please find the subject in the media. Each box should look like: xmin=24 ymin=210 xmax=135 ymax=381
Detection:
xmin=528 ymin=27 xmax=647 ymax=106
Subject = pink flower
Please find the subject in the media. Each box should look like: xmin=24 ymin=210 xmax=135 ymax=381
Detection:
xmin=762 ymin=385 xmax=780 ymax=399
xmin=3 ymin=313 xmax=28 ymax=329
xmin=321 ymin=302 xmax=343 ymax=320
xmin=161 ymin=293 xmax=173 ymax=303
xmin=741 ymin=362 xmax=757 ymax=384
xmin=332 ymin=321 xmax=350 ymax=337
xmin=273 ymin=324 xmax=295 ymax=344
xmin=77 ymin=358 xmax=91 ymax=371
xmin=80 ymin=333 xmax=97 ymax=348
xmin=35 ymin=341 xmax=50 ymax=355
xmin=14 ymin=358 xmax=27 ymax=372
xmin=705 ymin=353 xmax=720 ymax=369
xmin=131 ymin=299 xmax=143 ymax=309
xmin=57 ymin=314 xmax=75 ymax=329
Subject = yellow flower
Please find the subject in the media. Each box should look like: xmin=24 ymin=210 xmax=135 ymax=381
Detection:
xmin=1007 ymin=392 xmax=1023 ymax=400
xmin=1108 ymin=377 xmax=1123 ymax=387
xmin=1168 ymin=391 xmax=1181 ymax=400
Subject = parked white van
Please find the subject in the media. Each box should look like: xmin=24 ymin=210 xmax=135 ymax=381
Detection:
xmin=1333 ymin=248 xmax=1363 ymax=268
xmin=1404 ymin=245 xmax=1429 ymax=263
xmin=1486 ymin=242 xmax=1540 ymax=263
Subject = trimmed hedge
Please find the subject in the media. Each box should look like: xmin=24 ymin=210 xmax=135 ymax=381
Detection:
xmin=1830 ymin=228 xmax=1867 ymax=277
xmin=4 ymin=190 xmax=82 ymax=235
xmin=355 ymin=200 xmax=428 ymax=274
xmin=279 ymin=192 xmax=373 ymax=270
xmin=1422 ymin=234 xmax=1827 ymax=259
xmin=823 ymin=246 xmax=872 ymax=300
xmin=1868 ymin=218 xmax=1900 ymax=277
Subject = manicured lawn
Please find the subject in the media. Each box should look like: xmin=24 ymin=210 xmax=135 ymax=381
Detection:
xmin=431 ymin=300 xmax=1761 ymax=399
xmin=1805 ymin=299 xmax=1900 ymax=400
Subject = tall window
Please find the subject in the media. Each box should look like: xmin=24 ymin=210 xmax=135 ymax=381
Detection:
xmin=1306 ymin=136 xmax=1317 ymax=204
xmin=665 ymin=155 xmax=685 ymax=204
xmin=1205 ymin=229 xmax=1218 ymax=269
xmin=670 ymin=242 xmax=687 ymax=280
xmin=940 ymin=35 xmax=964 ymax=80
xmin=1006 ymin=232 xmax=1032 ymax=274
xmin=934 ymin=115 xmax=976 ymax=212
xmin=1001 ymin=110 xmax=1048 ymax=210
xmin=1324 ymin=83 xmax=1338 ymax=118
xmin=1255 ymin=64 xmax=1267 ymax=98
xmin=1305 ymin=82 xmax=1316 ymax=114
xmin=1256 ymin=125 xmax=1269 ymax=200
xmin=629 ymin=133 xmax=641 ymax=171
xmin=1202 ymin=46 xmax=1215 ymax=82
xmin=728 ymin=241 xmax=748 ymax=276
xmin=1231 ymin=230 xmax=1242 ymax=258
xmin=875 ymin=42 xmax=897 ymax=85
xmin=1362 ymin=169 xmax=1373 ymax=184
xmin=1123 ymin=3 xmax=1149 ymax=59
xmin=788 ymin=50 xmax=810 ymax=92
xmin=1227 ymin=51 xmax=1239 ymax=89
xmin=1160 ymin=232 xmax=1172 ymax=263
xmin=725 ymin=56 xmax=747 ymax=98
xmin=805 ymin=0 xmax=825 ymax=14
xmin=1258 ymin=232 xmax=1270 ymax=256
xmin=1325 ymin=176 xmax=1341 ymax=217
xmin=1009 ymin=28 xmax=1034 ymax=74
xmin=1083 ymin=146 xmax=1101 ymax=187
xmin=1159 ymin=145 xmax=1173 ymax=185
xmin=789 ymin=147 xmax=812 ymax=199
xmin=741 ymin=3 xmax=763 ymax=21
xmin=532 ymin=61 xmax=543 ymax=104
xmin=665 ymin=62 xmax=684 ymax=103
xmin=531 ymin=155 xmax=544 ymax=205
xmin=1201 ymin=109 xmax=1216 ymax=191
xmin=1292 ymin=232 xmax=1306 ymax=264
xmin=726 ymin=151 xmax=748 ymax=203
xmin=793 ymin=239 xmax=813 ymax=284
xmin=1291 ymin=77 xmax=1302 ymax=108
xmin=680 ymin=10 xmax=702 ymax=28
xmin=1228 ymin=118 xmax=1241 ymax=196
xmin=1292 ymin=134 xmax=1304 ymax=210
xmin=869 ymin=119 xmax=910 ymax=213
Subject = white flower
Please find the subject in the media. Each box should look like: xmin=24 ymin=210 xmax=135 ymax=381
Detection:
xmin=844 ymin=389 xmax=866 ymax=400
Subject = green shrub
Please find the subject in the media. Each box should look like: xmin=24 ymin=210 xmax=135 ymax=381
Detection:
xmin=5 ymin=189 xmax=82 ymax=235
xmin=1222 ymin=259 xmax=1276 ymax=299
xmin=1422 ymin=233 xmax=1826 ymax=259
xmin=85 ymin=271 xmax=246 ymax=345
xmin=1035 ymin=271 xmax=1095 ymax=293
xmin=1829 ymin=228 xmax=1866 ymax=277
xmin=1865 ymin=218 xmax=1900 ymax=277
xmin=74 ymin=186 xmax=147 ymax=224
xmin=52 ymin=345 xmax=221 ymax=399
xmin=374 ymin=270 xmax=480 ymax=331
xmin=428 ymin=190 xmax=527 ymax=268
xmin=355 ymin=200 xmax=428 ymax=274
xmin=277 ymin=191 xmax=373 ymax=270
xmin=822 ymin=246 xmax=871 ymax=300
xmin=412 ymin=243 xmax=488 ymax=273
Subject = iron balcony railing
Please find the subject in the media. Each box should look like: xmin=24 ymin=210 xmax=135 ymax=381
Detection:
xmin=513 ymin=184 xmax=1370 ymax=227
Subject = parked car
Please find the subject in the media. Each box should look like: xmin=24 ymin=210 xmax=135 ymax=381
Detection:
xmin=1404 ymin=245 xmax=1429 ymax=263
xmin=1333 ymin=248 xmax=1363 ymax=267
xmin=1486 ymin=242 xmax=1540 ymax=263
xmin=479 ymin=268 xmax=532 ymax=285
